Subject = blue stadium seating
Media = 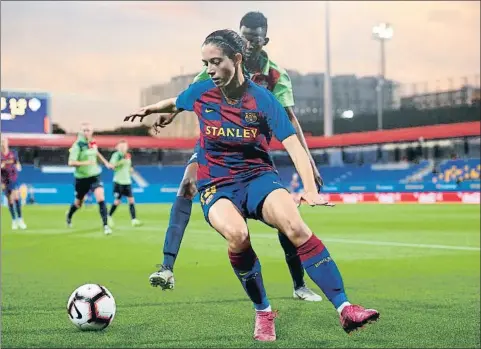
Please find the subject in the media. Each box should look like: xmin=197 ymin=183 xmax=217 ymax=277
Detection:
xmin=17 ymin=159 xmax=454 ymax=187
xmin=280 ymin=161 xmax=431 ymax=185
xmin=428 ymin=159 xmax=480 ymax=183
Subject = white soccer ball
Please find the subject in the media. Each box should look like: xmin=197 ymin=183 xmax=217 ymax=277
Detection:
xmin=67 ymin=284 xmax=116 ymax=331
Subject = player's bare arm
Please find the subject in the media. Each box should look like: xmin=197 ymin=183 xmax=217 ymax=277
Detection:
xmin=97 ymin=151 xmax=114 ymax=169
xmin=125 ymin=98 xmax=178 ymax=123
xmin=110 ymin=159 xmax=123 ymax=169
xmin=282 ymin=135 xmax=333 ymax=207
xmin=285 ymin=107 xmax=323 ymax=189
xmin=112 ymin=157 xmax=131 ymax=169
xmin=152 ymin=112 xmax=181 ymax=131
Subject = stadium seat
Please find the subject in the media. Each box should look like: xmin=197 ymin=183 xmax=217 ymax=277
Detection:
xmin=17 ymin=159 xmax=480 ymax=187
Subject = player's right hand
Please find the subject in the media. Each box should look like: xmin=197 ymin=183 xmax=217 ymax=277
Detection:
xmin=299 ymin=192 xmax=335 ymax=207
xmin=124 ymin=107 xmax=151 ymax=123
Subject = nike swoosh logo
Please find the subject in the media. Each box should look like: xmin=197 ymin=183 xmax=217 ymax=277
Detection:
xmin=239 ymin=271 xmax=249 ymax=276
xmin=205 ymin=108 xmax=214 ymax=113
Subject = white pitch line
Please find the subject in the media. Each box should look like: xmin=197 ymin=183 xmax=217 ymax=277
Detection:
xmin=245 ymin=232 xmax=480 ymax=251
xmin=115 ymin=227 xmax=481 ymax=252
xmin=6 ymin=227 xmax=480 ymax=252
xmin=321 ymin=238 xmax=481 ymax=251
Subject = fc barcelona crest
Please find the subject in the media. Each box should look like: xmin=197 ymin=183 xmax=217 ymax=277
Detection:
xmin=244 ymin=112 xmax=259 ymax=124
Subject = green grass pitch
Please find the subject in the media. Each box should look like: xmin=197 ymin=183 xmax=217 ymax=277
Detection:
xmin=1 ymin=204 xmax=480 ymax=348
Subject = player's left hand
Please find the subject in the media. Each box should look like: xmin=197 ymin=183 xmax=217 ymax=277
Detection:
xmin=299 ymin=191 xmax=335 ymax=207
xmin=152 ymin=113 xmax=177 ymax=134
xmin=105 ymin=163 xmax=115 ymax=170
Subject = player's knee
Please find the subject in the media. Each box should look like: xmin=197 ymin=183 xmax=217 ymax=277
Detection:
xmin=128 ymin=198 xmax=134 ymax=204
xmin=224 ymin=225 xmax=250 ymax=250
xmin=281 ymin=217 xmax=311 ymax=246
xmin=94 ymin=190 xmax=105 ymax=201
xmin=178 ymin=178 xmax=197 ymax=199
xmin=75 ymin=200 xmax=83 ymax=208
xmin=114 ymin=199 xmax=121 ymax=205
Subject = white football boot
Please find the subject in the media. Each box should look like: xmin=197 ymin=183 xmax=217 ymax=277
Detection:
xmin=17 ymin=218 xmax=27 ymax=230
xmin=131 ymin=218 xmax=142 ymax=227
xmin=107 ymin=216 xmax=115 ymax=228
xmin=149 ymin=264 xmax=175 ymax=290
xmin=293 ymin=286 xmax=323 ymax=302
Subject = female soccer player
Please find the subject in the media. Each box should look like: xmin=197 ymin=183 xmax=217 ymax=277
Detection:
xmin=1 ymin=137 xmax=27 ymax=230
xmin=127 ymin=29 xmax=379 ymax=342
xmin=66 ymin=122 xmax=114 ymax=234
xmin=107 ymin=140 xmax=141 ymax=227
xmin=144 ymin=12 xmax=322 ymax=302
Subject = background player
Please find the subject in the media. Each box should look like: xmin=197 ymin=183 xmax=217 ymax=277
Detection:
xmin=107 ymin=140 xmax=141 ymax=227
xmin=145 ymin=12 xmax=323 ymax=301
xmin=1 ymin=137 xmax=27 ymax=230
xmin=289 ymin=172 xmax=303 ymax=203
xmin=66 ymin=122 xmax=113 ymax=234
xmin=127 ymin=29 xmax=379 ymax=341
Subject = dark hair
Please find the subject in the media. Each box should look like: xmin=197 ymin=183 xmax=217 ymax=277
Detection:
xmin=203 ymin=29 xmax=245 ymax=59
xmin=203 ymin=29 xmax=248 ymax=77
xmin=239 ymin=11 xmax=268 ymax=31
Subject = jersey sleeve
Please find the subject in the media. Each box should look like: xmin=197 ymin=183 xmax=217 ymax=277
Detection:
xmin=192 ymin=68 xmax=210 ymax=83
xmin=265 ymin=91 xmax=296 ymax=142
xmin=175 ymin=81 xmax=210 ymax=112
xmin=272 ymin=71 xmax=295 ymax=108
xmin=68 ymin=142 xmax=80 ymax=162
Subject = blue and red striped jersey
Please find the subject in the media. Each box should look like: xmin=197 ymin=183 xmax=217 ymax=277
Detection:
xmin=1 ymin=150 xmax=19 ymax=183
xmin=176 ymin=79 xmax=296 ymax=191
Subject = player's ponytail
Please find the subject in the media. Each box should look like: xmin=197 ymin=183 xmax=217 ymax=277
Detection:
xmin=203 ymin=29 xmax=249 ymax=79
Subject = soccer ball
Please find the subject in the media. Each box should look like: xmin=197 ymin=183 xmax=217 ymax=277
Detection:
xmin=67 ymin=284 xmax=116 ymax=331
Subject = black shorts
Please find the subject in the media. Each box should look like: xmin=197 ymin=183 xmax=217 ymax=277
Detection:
xmin=75 ymin=175 xmax=103 ymax=200
xmin=113 ymin=183 xmax=133 ymax=199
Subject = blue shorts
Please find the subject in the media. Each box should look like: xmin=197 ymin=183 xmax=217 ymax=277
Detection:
xmin=199 ymin=171 xmax=287 ymax=226
xmin=187 ymin=140 xmax=201 ymax=166
xmin=2 ymin=180 xmax=18 ymax=195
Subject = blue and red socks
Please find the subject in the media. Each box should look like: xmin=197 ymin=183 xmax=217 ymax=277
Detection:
xmin=278 ymin=231 xmax=305 ymax=290
xmin=297 ymin=234 xmax=349 ymax=309
xmin=162 ymin=196 xmax=192 ymax=270
xmin=229 ymin=245 xmax=270 ymax=311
